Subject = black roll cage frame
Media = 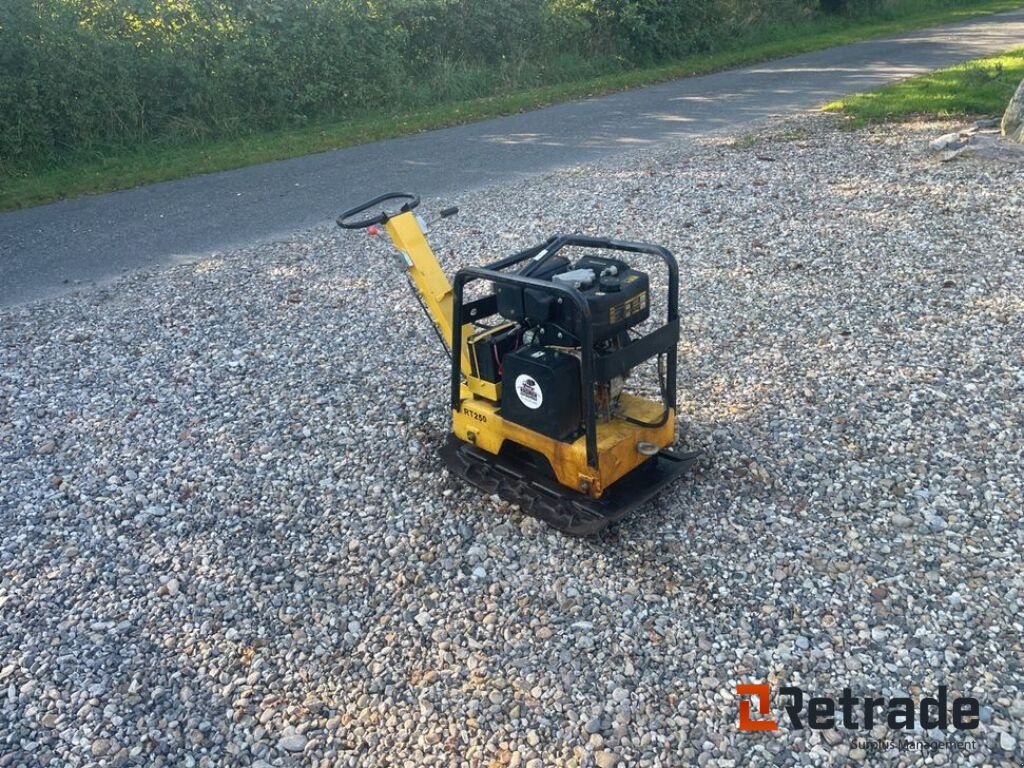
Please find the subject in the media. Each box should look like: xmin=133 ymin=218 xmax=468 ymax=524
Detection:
xmin=451 ymin=235 xmax=680 ymax=469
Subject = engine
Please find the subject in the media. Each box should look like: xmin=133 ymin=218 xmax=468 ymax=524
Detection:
xmin=467 ymin=253 xmax=652 ymax=441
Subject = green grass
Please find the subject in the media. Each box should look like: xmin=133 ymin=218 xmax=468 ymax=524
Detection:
xmin=825 ymin=46 xmax=1024 ymax=125
xmin=3 ymin=0 xmax=1023 ymax=212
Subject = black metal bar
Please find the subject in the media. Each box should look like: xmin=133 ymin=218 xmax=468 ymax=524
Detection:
xmin=518 ymin=235 xmax=571 ymax=277
xmin=451 ymin=273 xmax=467 ymax=417
xmin=518 ymin=234 xmax=642 ymax=277
xmin=462 ymin=294 xmax=497 ymax=321
xmin=555 ymin=236 xmax=679 ymax=412
xmin=595 ymin=321 xmax=679 ymax=381
xmin=646 ymin=243 xmax=679 ymax=413
xmin=482 ymin=236 xmax=559 ymax=272
xmin=452 ymin=265 xmax=599 ymax=468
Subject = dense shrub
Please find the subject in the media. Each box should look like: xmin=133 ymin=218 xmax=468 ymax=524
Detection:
xmin=0 ymin=0 xmax=407 ymax=170
xmin=0 ymin=0 xmax=978 ymax=172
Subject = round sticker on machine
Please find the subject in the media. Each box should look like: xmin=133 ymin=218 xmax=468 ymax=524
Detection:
xmin=515 ymin=374 xmax=543 ymax=410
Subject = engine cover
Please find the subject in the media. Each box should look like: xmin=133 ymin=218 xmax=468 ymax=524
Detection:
xmin=556 ymin=255 xmax=649 ymax=343
xmin=496 ymin=254 xmax=649 ymax=343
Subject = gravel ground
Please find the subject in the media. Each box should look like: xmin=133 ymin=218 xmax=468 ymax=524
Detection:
xmin=1 ymin=115 xmax=1022 ymax=767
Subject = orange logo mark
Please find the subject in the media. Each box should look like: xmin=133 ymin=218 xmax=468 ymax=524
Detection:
xmin=737 ymin=683 xmax=778 ymax=731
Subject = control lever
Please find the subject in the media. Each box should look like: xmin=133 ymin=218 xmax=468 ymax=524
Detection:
xmin=423 ymin=206 xmax=459 ymax=230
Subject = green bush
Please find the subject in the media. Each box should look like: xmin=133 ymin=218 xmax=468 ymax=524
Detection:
xmin=0 ymin=0 xmax=990 ymax=174
xmin=0 ymin=0 xmax=409 ymax=172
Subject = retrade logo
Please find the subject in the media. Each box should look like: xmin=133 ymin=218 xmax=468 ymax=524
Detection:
xmin=737 ymin=683 xmax=778 ymax=731
xmin=736 ymin=683 xmax=980 ymax=732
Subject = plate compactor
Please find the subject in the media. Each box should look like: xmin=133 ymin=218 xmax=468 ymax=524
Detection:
xmin=338 ymin=193 xmax=698 ymax=535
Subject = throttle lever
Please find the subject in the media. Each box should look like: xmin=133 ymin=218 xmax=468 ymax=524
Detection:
xmin=424 ymin=205 xmax=460 ymax=229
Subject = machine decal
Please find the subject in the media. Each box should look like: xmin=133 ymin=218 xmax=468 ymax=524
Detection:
xmin=515 ymin=375 xmax=543 ymax=409
xmin=463 ymin=408 xmax=487 ymax=423
xmin=609 ymin=292 xmax=648 ymax=324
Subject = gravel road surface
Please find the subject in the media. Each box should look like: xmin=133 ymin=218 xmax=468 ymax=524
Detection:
xmin=1 ymin=115 xmax=1022 ymax=766
xmin=2 ymin=7 xmax=1024 ymax=306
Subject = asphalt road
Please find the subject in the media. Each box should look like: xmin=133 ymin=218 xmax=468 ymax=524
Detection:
xmin=2 ymin=9 xmax=1023 ymax=307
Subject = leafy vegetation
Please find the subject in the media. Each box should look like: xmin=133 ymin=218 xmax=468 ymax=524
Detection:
xmin=1 ymin=0 xmax=1022 ymax=210
xmin=825 ymin=46 xmax=1024 ymax=124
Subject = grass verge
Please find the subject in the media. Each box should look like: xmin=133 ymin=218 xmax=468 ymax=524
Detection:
xmin=3 ymin=0 xmax=1023 ymax=212
xmin=825 ymin=46 xmax=1024 ymax=125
